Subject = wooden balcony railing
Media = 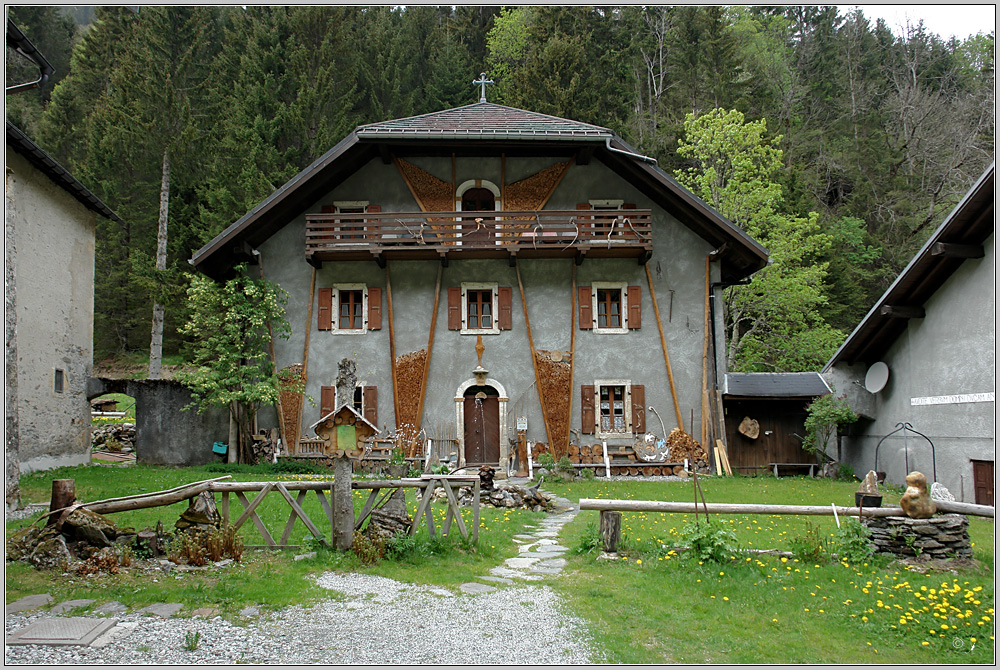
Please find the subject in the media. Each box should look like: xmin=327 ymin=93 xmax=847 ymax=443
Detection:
xmin=304 ymin=209 xmax=653 ymax=266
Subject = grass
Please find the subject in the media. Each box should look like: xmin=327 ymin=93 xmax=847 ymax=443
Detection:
xmin=7 ymin=466 xmax=993 ymax=663
xmin=91 ymin=393 xmax=137 ymax=424
xmin=543 ymin=476 xmax=995 ymax=664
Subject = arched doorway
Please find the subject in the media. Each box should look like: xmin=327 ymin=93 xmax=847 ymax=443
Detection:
xmin=456 ymin=179 xmax=500 ymax=244
xmin=463 ymin=385 xmax=499 ymax=464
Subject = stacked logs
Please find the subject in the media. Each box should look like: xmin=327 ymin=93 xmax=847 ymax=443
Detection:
xmin=665 ymin=428 xmax=709 ymax=469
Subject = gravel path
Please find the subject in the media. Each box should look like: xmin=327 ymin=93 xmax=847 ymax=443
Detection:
xmin=5 ymin=498 xmax=601 ymax=665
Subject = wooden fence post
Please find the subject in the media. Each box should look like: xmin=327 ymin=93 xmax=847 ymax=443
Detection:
xmin=599 ymin=510 xmax=621 ymax=553
xmin=48 ymin=479 xmax=75 ymax=526
xmin=332 ymin=456 xmax=354 ymax=551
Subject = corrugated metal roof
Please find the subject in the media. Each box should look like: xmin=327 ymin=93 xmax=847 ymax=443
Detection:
xmin=6 ymin=121 xmax=122 ymax=223
xmin=356 ymin=102 xmax=612 ymax=140
xmin=724 ymin=372 xmax=831 ymax=398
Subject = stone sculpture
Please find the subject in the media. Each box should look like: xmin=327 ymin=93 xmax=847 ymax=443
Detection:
xmin=899 ymin=471 xmax=937 ymax=519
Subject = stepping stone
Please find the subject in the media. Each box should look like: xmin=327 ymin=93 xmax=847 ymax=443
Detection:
xmin=489 ymin=567 xmax=543 ymax=581
xmin=528 ymin=566 xmax=564 ymax=575
xmin=535 ymin=531 xmax=560 ymax=538
xmin=293 ymin=552 xmax=317 ymax=561
xmin=504 ymin=556 xmax=540 ymax=569
xmin=239 ymin=606 xmax=260 ymax=617
xmin=139 ymin=603 xmax=183 ymax=618
xmin=6 ymin=594 xmax=53 ymax=614
xmin=529 ymin=551 xmax=566 ymax=560
xmin=540 ymin=543 xmax=568 ymax=551
xmin=51 ymin=599 xmax=95 ymax=614
xmin=512 ymin=535 xmax=536 ymax=541
xmin=519 ymin=543 xmax=538 ymax=553
xmin=459 ymin=582 xmax=495 ymax=594
xmin=537 ymin=558 xmax=567 ymax=569
xmin=190 ymin=607 xmax=220 ymax=617
xmin=477 ymin=575 xmax=513 ymax=585
xmin=6 ymin=617 xmax=117 ymax=647
xmin=93 ymin=602 xmax=127 ymax=616
xmin=91 ymin=621 xmax=137 ymax=648
xmin=428 ymin=588 xmax=452 ymax=597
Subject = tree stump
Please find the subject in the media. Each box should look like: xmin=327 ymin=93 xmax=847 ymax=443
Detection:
xmin=600 ymin=510 xmax=621 ymax=553
xmin=48 ymin=479 xmax=75 ymax=527
xmin=332 ymin=455 xmax=354 ymax=551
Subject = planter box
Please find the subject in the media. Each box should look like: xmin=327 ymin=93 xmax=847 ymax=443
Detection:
xmin=855 ymin=492 xmax=883 ymax=507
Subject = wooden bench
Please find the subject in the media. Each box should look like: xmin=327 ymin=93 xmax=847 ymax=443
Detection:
xmin=770 ymin=462 xmax=817 ymax=478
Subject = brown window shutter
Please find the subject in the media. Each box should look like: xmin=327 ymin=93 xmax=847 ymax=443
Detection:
xmin=498 ymin=286 xmax=513 ymax=330
xmin=623 ymin=203 xmax=636 ymax=209
xmin=581 ymin=384 xmax=595 ymax=434
xmin=627 ymin=285 xmax=642 ymax=329
xmin=576 ymin=203 xmax=592 ymax=210
xmin=320 ymin=385 xmax=335 ymax=417
xmin=367 ymin=287 xmax=382 ymax=330
xmin=578 ymin=286 xmax=593 ymax=329
xmin=447 ymin=286 xmax=462 ymax=330
xmin=362 ymin=385 xmax=378 ymax=426
xmin=318 ymin=288 xmax=332 ymax=331
xmin=631 ymin=384 xmax=645 ymax=433
xmin=365 ymin=205 xmax=381 ymax=213
xmin=321 ymin=205 xmax=337 ymax=213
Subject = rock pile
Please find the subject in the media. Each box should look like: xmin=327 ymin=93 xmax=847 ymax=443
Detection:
xmin=7 ymin=508 xmax=135 ymax=570
xmin=425 ymin=482 xmax=556 ymax=512
xmin=92 ymin=423 xmax=136 ymax=452
xmin=862 ymin=514 xmax=972 ymax=559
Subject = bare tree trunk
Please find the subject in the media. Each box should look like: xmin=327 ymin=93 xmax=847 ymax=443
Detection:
xmin=148 ymin=147 xmax=170 ymax=379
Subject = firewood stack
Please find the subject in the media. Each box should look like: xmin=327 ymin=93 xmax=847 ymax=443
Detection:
xmin=666 ymin=428 xmax=708 ymax=468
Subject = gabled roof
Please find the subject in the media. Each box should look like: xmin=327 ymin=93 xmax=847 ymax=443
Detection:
xmin=309 ymin=404 xmax=378 ymax=433
xmin=190 ymin=102 xmax=768 ymax=281
xmin=6 ymin=121 xmax=122 ymax=223
xmin=723 ymin=372 xmax=831 ymax=399
xmin=824 ymin=163 xmax=995 ymax=368
xmin=356 ymin=102 xmax=612 ymax=140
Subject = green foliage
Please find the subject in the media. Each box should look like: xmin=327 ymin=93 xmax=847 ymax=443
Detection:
xmin=183 ymin=631 xmax=201 ymax=651
xmin=573 ymin=522 xmax=603 ymax=555
xmin=803 ymin=393 xmax=859 ymax=457
xmin=788 ymin=522 xmax=827 ymax=563
xmin=557 ymin=456 xmax=575 ymax=472
xmin=581 ymin=468 xmax=596 ymax=480
xmin=681 ymin=521 xmax=740 ymax=563
xmin=177 ymin=265 xmax=296 ymax=464
xmin=830 ymin=520 xmax=875 ymax=564
xmin=535 ymin=452 xmax=555 ymax=469
xmin=351 ymin=531 xmax=385 ymax=565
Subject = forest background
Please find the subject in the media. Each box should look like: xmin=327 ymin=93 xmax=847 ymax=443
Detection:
xmin=5 ymin=5 xmax=995 ymax=373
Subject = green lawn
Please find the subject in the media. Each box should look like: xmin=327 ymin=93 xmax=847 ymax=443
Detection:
xmin=7 ymin=466 xmax=994 ymax=664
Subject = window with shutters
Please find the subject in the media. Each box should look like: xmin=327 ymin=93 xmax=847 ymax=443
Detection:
xmin=581 ymin=282 xmax=640 ymax=333
xmin=318 ymin=284 xmax=382 ymax=334
xmin=328 ymin=200 xmax=369 ymax=240
xmin=320 ymin=383 xmax=378 ymax=427
xmin=451 ymin=282 xmax=512 ymax=335
xmin=582 ymin=380 xmax=645 ymax=438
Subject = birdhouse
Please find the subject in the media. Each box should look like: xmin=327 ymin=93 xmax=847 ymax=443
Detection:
xmin=310 ymin=405 xmax=377 ymax=458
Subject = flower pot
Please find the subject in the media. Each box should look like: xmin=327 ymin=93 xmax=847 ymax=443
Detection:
xmin=855 ymin=492 xmax=882 ymax=508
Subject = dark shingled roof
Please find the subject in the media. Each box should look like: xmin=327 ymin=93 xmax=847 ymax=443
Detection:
xmin=724 ymin=372 xmax=831 ymax=398
xmin=357 ymin=102 xmax=612 ymax=140
xmin=824 ymin=163 xmax=994 ymax=368
xmin=6 ymin=121 xmax=122 ymax=223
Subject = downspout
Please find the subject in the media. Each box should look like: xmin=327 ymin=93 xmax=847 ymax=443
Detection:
xmin=708 ymin=276 xmax=751 ymax=390
xmin=604 ymin=137 xmax=658 ymax=166
xmin=5 ymin=22 xmax=54 ymax=95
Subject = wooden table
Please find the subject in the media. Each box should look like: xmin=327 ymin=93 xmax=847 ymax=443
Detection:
xmin=406 ymin=474 xmax=480 ymax=543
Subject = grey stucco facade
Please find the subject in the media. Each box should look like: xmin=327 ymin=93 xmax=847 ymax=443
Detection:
xmin=258 ymin=153 xmax=727 ymax=468
xmin=824 ymin=166 xmax=995 ymax=502
xmin=5 ymin=148 xmax=96 ymax=473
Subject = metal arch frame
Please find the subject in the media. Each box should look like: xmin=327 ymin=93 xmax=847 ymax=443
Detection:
xmin=874 ymin=422 xmax=937 ymax=484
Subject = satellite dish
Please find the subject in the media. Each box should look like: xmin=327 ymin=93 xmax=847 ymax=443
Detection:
xmin=865 ymin=362 xmax=890 ymax=393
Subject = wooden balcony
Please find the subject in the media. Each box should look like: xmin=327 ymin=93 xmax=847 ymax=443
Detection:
xmin=304 ymin=209 xmax=653 ymax=267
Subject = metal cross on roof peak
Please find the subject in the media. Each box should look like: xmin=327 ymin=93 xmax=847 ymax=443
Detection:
xmin=473 ymin=72 xmax=494 ymax=103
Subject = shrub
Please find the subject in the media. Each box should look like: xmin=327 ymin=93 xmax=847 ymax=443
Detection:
xmin=832 ymin=520 xmax=875 ymax=564
xmin=789 ymin=522 xmax=827 ymax=563
xmin=581 ymin=467 xmax=596 ymax=480
xmin=535 ymin=452 xmax=555 ymax=468
xmin=573 ymin=522 xmax=602 ymax=555
xmin=385 ymin=532 xmax=419 ymax=561
xmin=352 ymin=530 xmax=385 ymax=565
xmin=682 ymin=521 xmax=740 ymax=563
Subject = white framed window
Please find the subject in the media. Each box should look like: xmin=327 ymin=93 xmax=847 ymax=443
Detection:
xmin=461 ymin=282 xmax=500 ymax=335
xmin=595 ymin=379 xmax=632 ymax=438
xmin=591 ymin=281 xmax=628 ymax=333
xmin=331 ymin=283 xmax=368 ymax=334
xmin=589 ymin=199 xmax=624 ymax=209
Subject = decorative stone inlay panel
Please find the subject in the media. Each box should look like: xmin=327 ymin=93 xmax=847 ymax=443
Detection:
xmin=861 ymin=514 xmax=971 ymax=559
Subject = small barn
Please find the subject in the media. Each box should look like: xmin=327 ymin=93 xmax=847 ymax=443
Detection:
xmin=723 ymin=372 xmax=832 ymax=475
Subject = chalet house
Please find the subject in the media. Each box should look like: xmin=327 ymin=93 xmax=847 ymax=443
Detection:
xmin=6 ymin=121 xmax=122 ymax=478
xmin=823 ymin=164 xmax=994 ymax=504
xmin=190 ymin=100 xmax=768 ymax=473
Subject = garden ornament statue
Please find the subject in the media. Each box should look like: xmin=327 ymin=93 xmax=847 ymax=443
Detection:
xmin=899 ymin=471 xmax=937 ymax=519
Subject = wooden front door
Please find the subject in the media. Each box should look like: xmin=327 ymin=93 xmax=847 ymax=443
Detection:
xmin=464 ymin=387 xmax=500 ymax=464
xmin=972 ymin=460 xmax=994 ymax=506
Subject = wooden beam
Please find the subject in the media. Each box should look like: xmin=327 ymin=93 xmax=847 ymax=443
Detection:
xmin=645 ymin=263 xmax=684 ymax=428
xmin=931 ymin=242 xmax=984 ymax=259
xmin=580 ymin=498 xmax=995 ymax=519
xmin=567 ymin=261 xmax=577 ymax=452
xmin=386 ymin=262 xmax=400 ymax=430
xmin=416 ymin=264 xmax=443 ymax=429
xmin=880 ymin=304 xmax=926 ymax=319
